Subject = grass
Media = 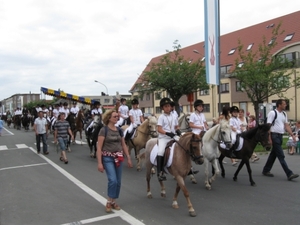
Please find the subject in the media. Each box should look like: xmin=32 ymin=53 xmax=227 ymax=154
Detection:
xmin=254 ymin=137 xmax=288 ymax=152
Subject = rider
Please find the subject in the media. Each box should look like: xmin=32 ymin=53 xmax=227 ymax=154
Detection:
xmin=157 ymin=97 xmax=181 ymax=181
xmin=123 ymin=99 xmax=144 ymax=141
xmin=189 ymin=99 xmax=209 ymax=135
xmin=70 ymin=101 xmax=79 ymax=116
xmin=229 ymin=106 xmax=242 ymax=157
xmin=59 ymin=102 xmax=70 ymax=119
xmin=41 ymin=104 xmax=51 ymax=123
xmin=116 ymin=98 xmax=129 ymax=127
xmin=51 ymin=104 xmax=60 ymax=129
xmin=86 ymin=101 xmax=102 ymax=133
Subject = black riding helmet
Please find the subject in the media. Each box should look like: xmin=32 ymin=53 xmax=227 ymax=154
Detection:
xmin=170 ymin=101 xmax=175 ymax=107
xmin=194 ymin=99 xmax=204 ymax=108
xmin=160 ymin=97 xmax=172 ymax=108
xmin=131 ymin=99 xmax=139 ymax=105
xmin=63 ymin=102 xmax=68 ymax=106
xmin=120 ymin=98 xmax=126 ymax=103
xmin=230 ymin=106 xmax=239 ymax=113
xmin=93 ymin=101 xmax=101 ymax=106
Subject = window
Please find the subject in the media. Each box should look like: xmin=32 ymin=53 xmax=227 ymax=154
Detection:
xmin=284 ymin=33 xmax=294 ymax=42
xmin=218 ymin=83 xmax=229 ymax=93
xmin=246 ymin=43 xmax=253 ymax=51
xmin=104 ymin=98 xmax=110 ymax=103
xmin=199 ymin=89 xmax=209 ymax=96
xmin=236 ymin=81 xmax=243 ymax=92
xmin=203 ymin=104 xmax=210 ymax=113
xmin=155 ymin=107 xmax=161 ymax=114
xmin=218 ymin=102 xmax=230 ymax=113
xmin=220 ymin=65 xmax=232 ymax=78
xmin=268 ymin=38 xmax=276 ymax=46
xmin=228 ymin=48 xmax=236 ymax=55
xmin=155 ymin=92 xmax=161 ymax=100
xmin=145 ymin=93 xmax=150 ymax=101
xmin=279 ymin=52 xmax=299 ymax=68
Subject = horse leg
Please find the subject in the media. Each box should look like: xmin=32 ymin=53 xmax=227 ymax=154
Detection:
xmin=79 ymin=130 xmax=83 ymax=145
xmin=218 ymin=154 xmax=226 ymax=178
xmin=146 ymin=163 xmax=153 ymax=199
xmin=172 ymin=182 xmax=181 ymax=209
xmin=233 ymin=159 xmax=245 ymax=182
xmin=204 ymin=158 xmax=212 ymax=190
xmin=175 ymin=176 xmax=196 ymax=217
xmin=209 ymin=159 xmax=220 ymax=186
xmin=244 ymin=159 xmax=256 ymax=186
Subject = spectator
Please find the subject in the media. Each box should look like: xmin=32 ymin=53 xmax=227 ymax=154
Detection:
xmin=287 ymin=120 xmax=300 ymax=155
xmin=34 ymin=111 xmax=49 ymax=155
xmin=247 ymin=115 xmax=260 ymax=162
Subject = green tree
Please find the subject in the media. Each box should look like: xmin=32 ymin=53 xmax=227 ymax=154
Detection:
xmin=140 ymin=40 xmax=208 ymax=115
xmin=232 ymin=23 xmax=300 ymax=124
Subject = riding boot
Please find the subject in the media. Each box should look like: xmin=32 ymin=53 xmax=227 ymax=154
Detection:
xmin=230 ymin=146 xmax=236 ymax=158
xmin=157 ymin=156 xmax=166 ymax=181
xmin=187 ymin=168 xmax=199 ymax=175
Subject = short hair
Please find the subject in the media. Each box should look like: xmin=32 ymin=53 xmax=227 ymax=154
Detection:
xmin=250 ymin=115 xmax=256 ymax=120
xmin=276 ymin=99 xmax=285 ymax=107
xmin=102 ymin=109 xmax=117 ymax=126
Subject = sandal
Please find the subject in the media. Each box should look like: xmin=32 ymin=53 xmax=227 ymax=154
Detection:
xmin=64 ymin=159 xmax=68 ymax=164
xmin=106 ymin=202 xmax=112 ymax=213
xmin=60 ymin=157 xmax=64 ymax=161
xmin=111 ymin=202 xmax=121 ymax=210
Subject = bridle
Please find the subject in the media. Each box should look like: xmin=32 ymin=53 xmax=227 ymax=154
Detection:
xmin=212 ymin=125 xmax=231 ymax=146
xmin=175 ymin=135 xmax=203 ymax=162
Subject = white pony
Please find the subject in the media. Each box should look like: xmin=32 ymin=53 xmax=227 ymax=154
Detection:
xmin=202 ymin=119 xmax=232 ymax=190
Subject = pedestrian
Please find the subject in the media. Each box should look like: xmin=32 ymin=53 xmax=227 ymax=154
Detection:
xmin=156 ymin=97 xmax=180 ymax=181
xmin=286 ymin=120 xmax=300 ymax=155
xmin=34 ymin=111 xmax=49 ymax=155
xmin=96 ymin=109 xmax=132 ymax=213
xmin=0 ymin=117 xmax=4 ymax=136
xmin=54 ymin=112 xmax=74 ymax=164
xmin=248 ymin=115 xmax=260 ymax=162
xmin=262 ymin=99 xmax=299 ymax=181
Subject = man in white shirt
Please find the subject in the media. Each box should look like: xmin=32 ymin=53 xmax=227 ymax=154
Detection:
xmin=34 ymin=111 xmax=49 ymax=155
xmin=262 ymin=99 xmax=299 ymax=181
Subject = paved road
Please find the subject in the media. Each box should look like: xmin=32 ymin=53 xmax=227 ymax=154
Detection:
xmin=1 ymin=124 xmax=300 ymax=225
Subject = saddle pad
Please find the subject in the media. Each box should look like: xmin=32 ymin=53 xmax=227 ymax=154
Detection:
xmin=150 ymin=143 xmax=175 ymax=169
xmin=236 ymin=137 xmax=244 ymax=151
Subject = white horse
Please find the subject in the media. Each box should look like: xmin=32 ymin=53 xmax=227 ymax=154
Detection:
xmin=202 ymin=119 xmax=232 ymax=190
xmin=178 ymin=113 xmax=191 ymax=133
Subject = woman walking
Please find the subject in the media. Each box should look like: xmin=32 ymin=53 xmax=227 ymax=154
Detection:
xmin=97 ymin=109 xmax=132 ymax=213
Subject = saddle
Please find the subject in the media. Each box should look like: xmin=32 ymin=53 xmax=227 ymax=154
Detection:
xmin=163 ymin=140 xmax=176 ymax=167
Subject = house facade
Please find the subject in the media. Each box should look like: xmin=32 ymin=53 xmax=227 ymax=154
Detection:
xmin=130 ymin=11 xmax=300 ymax=121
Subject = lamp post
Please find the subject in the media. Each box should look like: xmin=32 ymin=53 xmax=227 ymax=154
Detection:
xmin=94 ymin=80 xmax=108 ymax=96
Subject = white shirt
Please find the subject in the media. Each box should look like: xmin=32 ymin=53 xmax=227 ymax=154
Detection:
xmin=267 ymin=109 xmax=287 ymax=134
xmin=35 ymin=107 xmax=42 ymax=113
xmin=171 ymin=110 xmax=179 ymax=120
xmin=229 ymin=117 xmax=241 ymax=133
xmin=157 ymin=113 xmax=178 ymax=139
xmin=59 ymin=108 xmax=70 ymax=117
xmin=118 ymin=104 xmax=129 ymax=118
xmin=189 ymin=112 xmax=207 ymax=134
xmin=129 ymin=108 xmax=143 ymax=125
xmin=52 ymin=108 xmax=60 ymax=118
xmin=70 ymin=106 xmax=79 ymax=114
xmin=34 ymin=117 xmax=47 ymax=134
xmin=15 ymin=110 xmax=22 ymax=115
xmin=42 ymin=108 xmax=49 ymax=117
xmin=91 ymin=108 xmax=102 ymax=115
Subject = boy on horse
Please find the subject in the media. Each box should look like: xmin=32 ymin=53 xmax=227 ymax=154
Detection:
xmin=157 ymin=98 xmax=181 ymax=181
xmin=116 ymin=98 xmax=129 ymax=127
xmin=189 ymin=99 xmax=209 ymax=134
xmin=123 ymin=99 xmax=144 ymax=141
xmin=86 ymin=101 xmax=102 ymax=133
xmin=229 ymin=106 xmax=242 ymax=157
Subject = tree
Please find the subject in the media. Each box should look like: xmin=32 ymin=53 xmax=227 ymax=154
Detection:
xmin=231 ymin=23 xmax=300 ymax=124
xmin=139 ymin=40 xmax=208 ymax=115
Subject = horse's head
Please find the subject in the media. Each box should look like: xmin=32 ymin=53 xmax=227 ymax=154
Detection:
xmin=93 ymin=115 xmax=101 ymax=125
xmin=179 ymin=132 xmax=204 ymax=165
xmin=219 ymin=119 xmax=232 ymax=149
xmin=147 ymin=116 xmax=158 ymax=138
xmin=256 ymin=124 xmax=272 ymax=151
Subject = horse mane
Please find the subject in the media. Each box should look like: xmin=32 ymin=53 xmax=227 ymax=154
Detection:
xmin=202 ymin=123 xmax=219 ymax=142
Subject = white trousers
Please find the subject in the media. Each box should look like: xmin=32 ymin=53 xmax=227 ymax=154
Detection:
xmin=157 ymin=137 xmax=172 ymax=156
xmin=231 ymin=130 xmax=241 ymax=144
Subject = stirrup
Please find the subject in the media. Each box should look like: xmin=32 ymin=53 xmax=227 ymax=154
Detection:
xmin=158 ymin=172 xmax=166 ymax=181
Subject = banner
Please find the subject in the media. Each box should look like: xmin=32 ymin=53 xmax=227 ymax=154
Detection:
xmin=204 ymin=0 xmax=220 ymax=85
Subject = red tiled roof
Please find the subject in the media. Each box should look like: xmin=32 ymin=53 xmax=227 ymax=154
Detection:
xmin=130 ymin=11 xmax=300 ymax=91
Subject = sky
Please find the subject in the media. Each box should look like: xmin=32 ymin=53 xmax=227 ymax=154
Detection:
xmin=0 ymin=0 xmax=299 ymax=101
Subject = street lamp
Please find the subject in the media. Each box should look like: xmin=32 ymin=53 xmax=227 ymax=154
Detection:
xmin=94 ymin=80 xmax=108 ymax=96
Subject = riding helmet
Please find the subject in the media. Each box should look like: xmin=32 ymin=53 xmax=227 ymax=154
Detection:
xmin=73 ymin=101 xmax=77 ymax=105
xmin=41 ymin=104 xmax=46 ymax=108
xmin=160 ymin=97 xmax=172 ymax=108
xmin=230 ymin=106 xmax=239 ymax=113
xmin=131 ymin=99 xmax=139 ymax=105
xmin=63 ymin=102 xmax=68 ymax=106
xmin=120 ymin=98 xmax=126 ymax=103
xmin=93 ymin=100 xmax=101 ymax=106
xmin=170 ymin=101 xmax=175 ymax=107
xmin=194 ymin=99 xmax=204 ymax=108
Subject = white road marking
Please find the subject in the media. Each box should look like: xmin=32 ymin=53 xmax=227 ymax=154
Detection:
xmin=2 ymin=127 xmax=14 ymax=135
xmin=0 ymin=163 xmax=48 ymax=171
xmin=28 ymin=147 xmax=145 ymax=225
xmin=0 ymin=145 xmax=8 ymax=150
xmin=16 ymin=144 xmax=28 ymax=148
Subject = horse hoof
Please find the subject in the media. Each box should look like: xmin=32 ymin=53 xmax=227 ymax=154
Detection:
xmin=161 ymin=193 xmax=166 ymax=198
xmin=205 ymin=186 xmax=211 ymax=191
xmin=191 ymin=179 xmax=197 ymax=184
xmin=172 ymin=204 xmax=179 ymax=209
xmin=189 ymin=211 xmax=197 ymax=217
xmin=251 ymin=182 xmax=256 ymax=186
xmin=147 ymin=195 xmax=152 ymax=199
xmin=233 ymin=177 xmax=237 ymax=182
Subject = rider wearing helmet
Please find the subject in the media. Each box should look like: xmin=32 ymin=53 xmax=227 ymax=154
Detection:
xmin=189 ymin=99 xmax=209 ymax=135
xmin=70 ymin=101 xmax=79 ymax=116
xmin=59 ymin=102 xmax=70 ymax=119
xmin=228 ymin=106 xmax=241 ymax=157
xmin=86 ymin=101 xmax=102 ymax=132
xmin=116 ymin=98 xmax=129 ymax=127
xmin=123 ymin=99 xmax=144 ymax=141
xmin=156 ymin=97 xmax=181 ymax=181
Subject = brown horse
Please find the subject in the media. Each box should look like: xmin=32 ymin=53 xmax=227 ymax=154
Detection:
xmin=73 ymin=110 xmax=84 ymax=145
xmin=122 ymin=116 xmax=158 ymax=171
xmin=144 ymin=132 xmax=204 ymax=217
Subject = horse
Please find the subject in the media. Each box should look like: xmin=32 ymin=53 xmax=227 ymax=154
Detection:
xmin=66 ymin=113 xmax=76 ymax=146
xmin=21 ymin=113 xmax=30 ymax=131
xmin=144 ymin=132 xmax=204 ymax=217
xmin=72 ymin=110 xmax=84 ymax=145
xmin=178 ymin=113 xmax=191 ymax=133
xmin=121 ymin=116 xmax=158 ymax=171
xmin=218 ymin=123 xmax=271 ymax=186
xmin=201 ymin=119 xmax=232 ymax=190
xmin=85 ymin=115 xmax=103 ymax=158
xmin=13 ymin=115 xmax=22 ymax=130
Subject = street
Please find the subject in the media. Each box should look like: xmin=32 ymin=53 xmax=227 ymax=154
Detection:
xmin=1 ymin=125 xmax=300 ymax=225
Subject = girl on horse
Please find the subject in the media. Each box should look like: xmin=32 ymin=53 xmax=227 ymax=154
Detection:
xmin=157 ymin=97 xmax=181 ymax=181
xmin=229 ymin=106 xmax=242 ymax=157
xmin=123 ymin=99 xmax=144 ymax=140
xmin=189 ymin=99 xmax=209 ymax=134
xmin=86 ymin=101 xmax=102 ymax=133
xmin=116 ymin=98 xmax=129 ymax=127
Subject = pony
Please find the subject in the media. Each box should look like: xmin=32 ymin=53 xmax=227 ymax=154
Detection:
xmin=144 ymin=132 xmax=204 ymax=217
xmin=85 ymin=115 xmax=103 ymax=158
xmin=73 ymin=110 xmax=84 ymax=145
xmin=218 ymin=123 xmax=271 ymax=186
xmin=121 ymin=116 xmax=158 ymax=171
xmin=178 ymin=113 xmax=191 ymax=133
xmin=21 ymin=113 xmax=30 ymax=131
xmin=201 ymin=119 xmax=232 ymax=190
xmin=13 ymin=115 xmax=22 ymax=130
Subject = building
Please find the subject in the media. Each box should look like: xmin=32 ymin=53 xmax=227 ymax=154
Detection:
xmin=130 ymin=11 xmax=300 ymax=121
xmin=1 ymin=93 xmax=41 ymax=113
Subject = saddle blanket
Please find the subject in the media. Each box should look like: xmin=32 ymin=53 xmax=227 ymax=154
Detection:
xmin=235 ymin=137 xmax=244 ymax=151
xmin=150 ymin=143 xmax=175 ymax=170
